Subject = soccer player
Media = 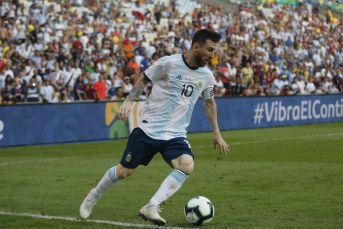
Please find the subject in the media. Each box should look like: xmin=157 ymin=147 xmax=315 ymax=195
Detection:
xmin=80 ymin=29 xmax=229 ymax=226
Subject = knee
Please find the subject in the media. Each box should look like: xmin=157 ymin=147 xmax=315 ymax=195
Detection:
xmin=177 ymin=161 xmax=194 ymax=175
xmin=184 ymin=163 xmax=194 ymax=175
xmin=116 ymin=164 xmax=134 ymax=180
xmin=172 ymin=155 xmax=194 ymax=175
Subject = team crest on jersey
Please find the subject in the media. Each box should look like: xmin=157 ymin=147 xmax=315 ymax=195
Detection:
xmin=197 ymin=80 xmax=202 ymax=88
xmin=126 ymin=151 xmax=132 ymax=162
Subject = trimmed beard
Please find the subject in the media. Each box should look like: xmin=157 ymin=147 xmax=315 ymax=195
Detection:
xmin=195 ymin=53 xmax=206 ymax=67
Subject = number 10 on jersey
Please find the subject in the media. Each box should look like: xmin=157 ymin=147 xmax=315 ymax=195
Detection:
xmin=181 ymin=84 xmax=194 ymax=97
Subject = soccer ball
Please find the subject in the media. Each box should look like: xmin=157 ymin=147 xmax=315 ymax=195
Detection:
xmin=184 ymin=196 xmax=214 ymax=226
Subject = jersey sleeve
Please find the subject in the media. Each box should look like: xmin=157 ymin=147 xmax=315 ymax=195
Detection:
xmin=201 ymin=74 xmax=215 ymax=100
xmin=143 ymin=58 xmax=166 ymax=82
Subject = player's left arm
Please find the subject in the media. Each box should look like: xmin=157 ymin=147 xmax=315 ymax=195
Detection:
xmin=204 ymin=97 xmax=229 ymax=155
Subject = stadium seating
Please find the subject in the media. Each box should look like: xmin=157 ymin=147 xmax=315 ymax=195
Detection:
xmin=0 ymin=0 xmax=342 ymax=105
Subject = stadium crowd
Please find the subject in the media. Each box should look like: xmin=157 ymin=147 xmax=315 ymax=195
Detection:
xmin=0 ymin=0 xmax=343 ymax=104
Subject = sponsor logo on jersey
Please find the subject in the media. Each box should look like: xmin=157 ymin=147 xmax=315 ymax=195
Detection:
xmin=176 ymin=75 xmax=182 ymax=80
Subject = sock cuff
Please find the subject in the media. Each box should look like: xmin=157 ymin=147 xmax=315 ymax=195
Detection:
xmin=176 ymin=169 xmax=189 ymax=176
xmin=108 ymin=166 xmax=119 ymax=183
xmin=171 ymin=169 xmax=188 ymax=184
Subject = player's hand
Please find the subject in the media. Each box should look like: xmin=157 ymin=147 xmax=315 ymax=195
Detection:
xmin=116 ymin=100 xmax=132 ymax=121
xmin=213 ymin=133 xmax=229 ymax=155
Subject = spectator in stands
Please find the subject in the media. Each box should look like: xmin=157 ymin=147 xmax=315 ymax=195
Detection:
xmin=322 ymin=77 xmax=331 ymax=94
xmin=94 ymin=74 xmax=107 ymax=100
xmin=242 ymin=62 xmax=253 ymax=86
xmin=233 ymin=78 xmax=243 ymax=97
xmin=214 ymin=75 xmax=224 ymax=89
xmin=90 ymin=67 xmax=100 ymax=83
xmin=11 ymin=52 xmax=20 ymax=66
xmin=122 ymin=76 xmax=133 ymax=97
xmin=306 ymin=77 xmax=316 ymax=94
xmin=111 ymin=87 xmax=125 ymax=101
xmin=280 ymin=85 xmax=293 ymax=96
xmin=11 ymin=78 xmax=24 ymax=103
xmin=0 ymin=69 xmax=5 ymax=90
xmin=26 ymin=78 xmax=40 ymax=102
xmin=273 ymin=74 xmax=283 ymax=95
xmin=73 ymin=36 xmax=84 ymax=50
xmin=329 ymin=84 xmax=340 ymax=94
xmin=66 ymin=85 xmax=75 ymax=101
xmin=62 ymin=65 xmax=74 ymax=88
xmin=0 ymin=56 xmax=5 ymax=74
xmin=123 ymin=39 xmax=133 ymax=60
xmin=85 ymin=78 xmax=97 ymax=100
xmin=52 ymin=87 xmax=71 ymax=103
xmin=74 ymin=76 xmax=85 ymax=101
xmin=96 ymin=58 xmax=107 ymax=75
xmin=292 ymin=78 xmax=300 ymax=94
xmin=297 ymin=76 xmax=306 ymax=94
xmin=140 ymin=53 xmax=151 ymax=70
xmin=128 ymin=57 xmax=140 ymax=73
xmin=213 ymin=85 xmax=221 ymax=97
xmin=107 ymin=78 xmax=117 ymax=100
xmin=72 ymin=45 xmax=84 ymax=63
xmin=3 ymin=74 xmax=13 ymax=91
xmin=40 ymin=78 xmax=54 ymax=103
xmin=0 ymin=90 xmax=11 ymax=105
xmin=246 ymin=78 xmax=257 ymax=96
xmin=4 ymin=64 xmax=14 ymax=79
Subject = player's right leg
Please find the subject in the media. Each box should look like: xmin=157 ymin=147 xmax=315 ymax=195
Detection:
xmin=139 ymin=138 xmax=194 ymax=226
xmin=80 ymin=164 xmax=134 ymax=219
xmin=80 ymin=128 xmax=157 ymax=220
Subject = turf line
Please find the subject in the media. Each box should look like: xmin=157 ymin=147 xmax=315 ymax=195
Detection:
xmin=0 ymin=157 xmax=72 ymax=166
xmin=0 ymin=211 xmax=185 ymax=229
xmin=195 ymin=132 xmax=343 ymax=148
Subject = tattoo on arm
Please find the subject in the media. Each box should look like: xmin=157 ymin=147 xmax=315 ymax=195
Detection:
xmin=125 ymin=76 xmax=150 ymax=102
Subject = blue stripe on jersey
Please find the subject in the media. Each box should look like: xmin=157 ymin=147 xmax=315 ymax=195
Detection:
xmin=147 ymin=66 xmax=183 ymax=138
xmin=138 ymin=54 xmax=214 ymax=140
xmin=171 ymin=88 xmax=196 ymax=138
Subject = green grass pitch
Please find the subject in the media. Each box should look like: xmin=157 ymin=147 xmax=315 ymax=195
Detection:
xmin=0 ymin=123 xmax=343 ymax=229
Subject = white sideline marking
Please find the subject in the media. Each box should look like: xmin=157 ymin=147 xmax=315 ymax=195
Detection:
xmin=0 ymin=158 xmax=71 ymax=166
xmin=195 ymin=132 xmax=343 ymax=148
xmin=0 ymin=211 xmax=185 ymax=229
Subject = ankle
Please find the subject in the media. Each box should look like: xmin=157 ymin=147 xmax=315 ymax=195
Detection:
xmin=90 ymin=189 xmax=101 ymax=200
xmin=148 ymin=198 xmax=160 ymax=207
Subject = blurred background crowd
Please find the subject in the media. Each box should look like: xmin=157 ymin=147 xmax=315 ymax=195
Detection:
xmin=0 ymin=0 xmax=343 ymax=104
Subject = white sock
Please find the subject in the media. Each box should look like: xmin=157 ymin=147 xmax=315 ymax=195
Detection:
xmin=91 ymin=166 xmax=119 ymax=200
xmin=149 ymin=169 xmax=188 ymax=206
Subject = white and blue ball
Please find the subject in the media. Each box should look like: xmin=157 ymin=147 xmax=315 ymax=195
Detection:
xmin=184 ymin=196 xmax=214 ymax=226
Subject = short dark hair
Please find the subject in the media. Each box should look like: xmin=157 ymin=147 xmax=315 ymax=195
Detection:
xmin=191 ymin=29 xmax=221 ymax=47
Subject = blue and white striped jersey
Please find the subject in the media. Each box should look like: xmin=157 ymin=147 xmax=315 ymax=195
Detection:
xmin=138 ymin=54 xmax=214 ymax=140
